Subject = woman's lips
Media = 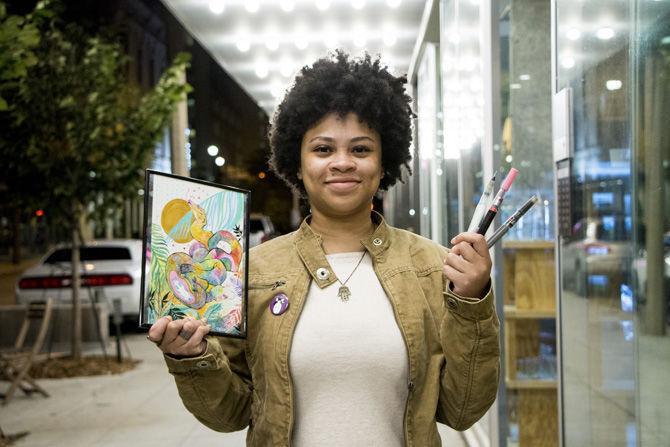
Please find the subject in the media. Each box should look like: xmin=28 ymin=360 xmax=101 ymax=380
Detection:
xmin=325 ymin=180 xmax=360 ymax=192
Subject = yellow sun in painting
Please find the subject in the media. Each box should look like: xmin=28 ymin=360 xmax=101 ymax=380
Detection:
xmin=161 ymin=198 xmax=193 ymax=243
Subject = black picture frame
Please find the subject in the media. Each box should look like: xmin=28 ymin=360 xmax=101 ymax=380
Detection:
xmin=138 ymin=169 xmax=250 ymax=339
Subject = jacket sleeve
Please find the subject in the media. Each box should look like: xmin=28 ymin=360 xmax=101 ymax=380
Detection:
xmin=436 ymin=282 xmax=500 ymax=430
xmin=163 ymin=335 xmax=252 ymax=432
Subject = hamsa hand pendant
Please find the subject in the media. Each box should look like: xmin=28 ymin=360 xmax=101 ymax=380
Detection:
xmin=337 ymin=285 xmax=351 ymax=302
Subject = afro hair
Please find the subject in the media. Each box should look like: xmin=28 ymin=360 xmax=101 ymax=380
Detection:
xmin=268 ymin=51 xmax=414 ymax=197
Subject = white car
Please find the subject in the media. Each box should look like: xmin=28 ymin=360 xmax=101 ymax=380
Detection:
xmin=16 ymin=239 xmax=143 ymax=322
xmin=249 ymin=213 xmax=277 ymax=247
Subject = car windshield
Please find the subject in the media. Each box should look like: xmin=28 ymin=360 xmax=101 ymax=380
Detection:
xmin=44 ymin=247 xmax=132 ymax=264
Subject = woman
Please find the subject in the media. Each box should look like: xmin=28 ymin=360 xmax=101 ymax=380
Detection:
xmin=148 ymin=52 xmax=500 ymax=446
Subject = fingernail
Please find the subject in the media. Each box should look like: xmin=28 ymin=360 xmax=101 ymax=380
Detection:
xmin=451 ymin=238 xmax=455 ymax=244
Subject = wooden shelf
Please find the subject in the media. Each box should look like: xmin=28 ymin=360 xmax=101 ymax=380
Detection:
xmin=504 ymin=305 xmax=556 ymax=319
xmin=506 ymin=379 xmax=558 ymax=390
xmin=502 ymin=240 xmax=555 ymax=250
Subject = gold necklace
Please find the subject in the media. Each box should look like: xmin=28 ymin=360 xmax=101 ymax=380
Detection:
xmin=334 ymin=251 xmax=367 ymax=302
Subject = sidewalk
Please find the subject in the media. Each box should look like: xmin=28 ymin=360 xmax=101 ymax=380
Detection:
xmin=1 ymin=334 xmax=468 ymax=446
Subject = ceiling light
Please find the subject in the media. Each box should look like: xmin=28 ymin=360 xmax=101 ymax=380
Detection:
xmin=271 ymin=82 xmax=284 ymax=99
xmin=606 ymin=79 xmax=622 ymax=91
xmin=387 ymin=0 xmax=402 ymax=7
xmin=352 ymin=0 xmax=365 ymax=10
xmin=236 ymin=39 xmax=250 ymax=52
xmin=207 ymin=145 xmax=219 ymax=156
xmin=510 ymin=83 xmax=521 ymax=89
xmin=255 ymin=62 xmax=269 ymax=79
xmin=353 ymin=32 xmax=367 ymax=48
xmin=280 ymin=58 xmax=294 ymax=77
xmin=566 ymin=28 xmax=581 ymax=40
xmin=505 ymin=155 xmax=513 ymax=163
xmin=208 ymin=0 xmax=224 ymax=15
xmin=596 ymin=27 xmax=615 ymax=40
xmin=660 ymin=35 xmax=670 ymax=45
xmin=316 ymin=0 xmax=330 ymax=11
xmin=295 ymin=38 xmax=308 ymax=50
xmin=266 ymin=38 xmax=279 ymax=51
xmin=215 ymin=156 xmax=225 ymax=167
xmin=383 ymin=32 xmax=397 ymax=47
xmin=519 ymin=74 xmax=531 ymax=81
xmin=246 ymin=0 xmax=260 ymax=13
xmin=280 ymin=0 xmax=295 ymax=12
xmin=560 ymin=55 xmax=575 ymax=69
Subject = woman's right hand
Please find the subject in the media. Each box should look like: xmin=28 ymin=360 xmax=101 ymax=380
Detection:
xmin=147 ymin=315 xmax=211 ymax=358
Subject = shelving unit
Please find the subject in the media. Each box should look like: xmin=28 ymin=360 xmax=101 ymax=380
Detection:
xmin=502 ymin=240 xmax=558 ymax=447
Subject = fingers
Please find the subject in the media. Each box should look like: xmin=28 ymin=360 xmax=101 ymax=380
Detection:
xmin=445 ymin=251 xmax=469 ymax=274
xmin=451 ymin=241 xmax=478 ymax=261
xmin=147 ymin=316 xmax=172 ymax=344
xmin=150 ymin=316 xmax=211 ymax=357
xmin=451 ymin=232 xmax=490 ymax=258
xmin=443 ymin=264 xmax=465 ymax=284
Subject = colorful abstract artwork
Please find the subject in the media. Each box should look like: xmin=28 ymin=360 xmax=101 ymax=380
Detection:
xmin=139 ymin=171 xmax=249 ymax=338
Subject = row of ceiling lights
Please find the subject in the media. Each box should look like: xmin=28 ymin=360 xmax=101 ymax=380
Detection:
xmin=208 ymin=0 xmax=403 ymax=15
xmin=232 ymin=30 xmax=398 ymax=53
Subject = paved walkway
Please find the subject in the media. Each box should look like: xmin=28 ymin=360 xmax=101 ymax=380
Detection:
xmin=1 ymin=334 xmax=468 ymax=446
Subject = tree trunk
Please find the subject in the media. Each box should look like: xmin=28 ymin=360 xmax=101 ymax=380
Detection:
xmin=71 ymin=216 xmax=82 ymax=360
xmin=11 ymin=207 xmax=21 ymax=265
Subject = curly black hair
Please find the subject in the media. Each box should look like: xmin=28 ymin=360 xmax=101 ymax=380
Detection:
xmin=268 ymin=51 xmax=414 ymax=197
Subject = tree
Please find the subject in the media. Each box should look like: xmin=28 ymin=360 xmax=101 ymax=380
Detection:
xmin=8 ymin=15 xmax=191 ymax=359
xmin=0 ymin=0 xmax=50 ymax=264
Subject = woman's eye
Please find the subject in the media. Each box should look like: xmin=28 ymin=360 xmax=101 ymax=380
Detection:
xmin=314 ymin=146 xmax=331 ymax=153
xmin=352 ymin=146 xmax=371 ymax=153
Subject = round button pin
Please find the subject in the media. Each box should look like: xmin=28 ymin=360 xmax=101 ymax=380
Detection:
xmin=373 ymin=238 xmax=383 ymax=246
xmin=270 ymin=293 xmax=289 ymax=316
xmin=316 ymin=268 xmax=330 ymax=280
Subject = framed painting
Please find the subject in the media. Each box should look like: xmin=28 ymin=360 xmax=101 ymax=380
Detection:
xmin=139 ymin=170 xmax=249 ymax=338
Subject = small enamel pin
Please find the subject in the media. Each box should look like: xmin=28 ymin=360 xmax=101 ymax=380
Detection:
xmin=269 ymin=293 xmax=289 ymax=316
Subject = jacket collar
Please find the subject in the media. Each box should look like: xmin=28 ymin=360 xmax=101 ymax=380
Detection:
xmin=293 ymin=210 xmax=391 ymax=288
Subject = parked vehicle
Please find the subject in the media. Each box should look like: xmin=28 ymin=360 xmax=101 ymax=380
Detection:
xmin=249 ymin=213 xmax=277 ymax=247
xmin=16 ymin=239 xmax=143 ymax=322
xmin=632 ymin=231 xmax=670 ymax=321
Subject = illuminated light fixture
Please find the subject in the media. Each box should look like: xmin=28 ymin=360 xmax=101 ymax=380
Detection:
xmin=246 ymin=0 xmax=260 ymax=13
xmin=271 ymin=81 xmax=284 ymax=99
xmin=184 ymin=127 xmax=191 ymax=137
xmin=436 ymin=168 xmax=443 ymax=176
xmin=324 ymin=30 xmax=339 ymax=49
xmin=387 ymin=0 xmax=401 ymax=7
xmin=505 ymin=154 xmax=513 ymax=163
xmin=353 ymin=32 xmax=367 ymax=48
xmin=660 ymin=36 xmax=670 ymax=45
xmin=519 ymin=74 xmax=531 ymax=81
xmin=408 ymin=209 xmax=416 ymax=216
xmin=280 ymin=58 xmax=293 ymax=77
xmin=208 ymin=0 xmax=224 ymax=15
xmin=236 ymin=39 xmax=251 ymax=52
xmin=266 ymin=39 xmax=279 ymax=51
xmin=606 ymin=79 xmax=622 ymax=91
xmin=280 ymin=0 xmax=295 ymax=12
xmin=316 ymin=0 xmax=330 ymax=11
xmin=352 ymin=0 xmax=365 ymax=10
xmin=294 ymin=31 xmax=308 ymax=50
xmin=255 ymin=62 xmax=269 ymax=79
xmin=258 ymin=172 xmax=267 ymax=179
xmin=215 ymin=156 xmax=225 ymax=167
xmin=596 ymin=27 xmax=615 ymax=40
xmin=560 ymin=55 xmax=575 ymax=69
xmin=566 ymin=28 xmax=581 ymax=40
xmin=510 ymin=83 xmax=522 ymax=89
xmin=207 ymin=145 xmax=219 ymax=156
xmin=383 ymin=32 xmax=397 ymax=47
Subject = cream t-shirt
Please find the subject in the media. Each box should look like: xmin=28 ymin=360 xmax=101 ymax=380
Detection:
xmin=290 ymin=252 xmax=409 ymax=446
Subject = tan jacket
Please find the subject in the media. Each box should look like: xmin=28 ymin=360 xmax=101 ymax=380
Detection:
xmin=164 ymin=213 xmax=500 ymax=446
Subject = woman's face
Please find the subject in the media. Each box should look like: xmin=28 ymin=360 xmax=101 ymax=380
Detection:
xmin=299 ymin=112 xmax=382 ymax=218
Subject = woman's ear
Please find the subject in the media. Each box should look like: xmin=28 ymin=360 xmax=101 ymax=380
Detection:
xmin=297 ymin=171 xmax=302 ymax=180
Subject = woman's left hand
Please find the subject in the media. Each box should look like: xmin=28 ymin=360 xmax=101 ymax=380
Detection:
xmin=443 ymin=232 xmax=492 ymax=298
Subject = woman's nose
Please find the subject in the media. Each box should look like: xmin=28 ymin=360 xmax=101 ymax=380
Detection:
xmin=329 ymin=151 xmax=356 ymax=171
